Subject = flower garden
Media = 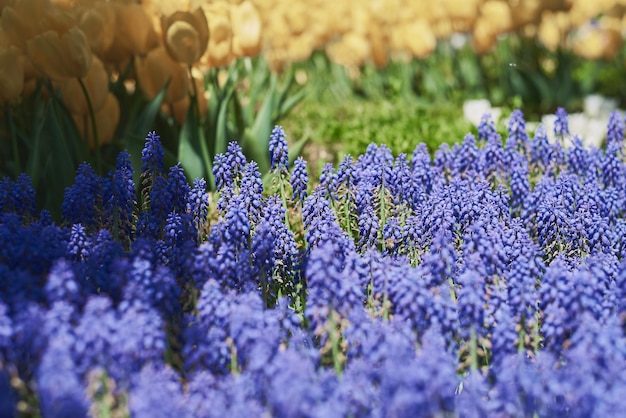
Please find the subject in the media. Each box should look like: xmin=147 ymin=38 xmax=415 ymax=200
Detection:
xmin=1 ymin=0 xmax=626 ymax=417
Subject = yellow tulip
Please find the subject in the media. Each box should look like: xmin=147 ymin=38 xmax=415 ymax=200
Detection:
xmin=56 ymin=56 xmax=108 ymax=116
xmin=202 ymin=12 xmax=233 ymax=68
xmin=402 ymin=20 xmax=437 ymax=59
xmin=26 ymin=27 xmax=92 ymax=80
xmin=327 ymin=32 xmax=370 ymax=69
xmin=162 ymin=8 xmax=209 ymax=65
xmin=0 ymin=44 xmax=24 ymax=102
xmin=101 ymin=3 xmax=158 ymax=64
xmin=165 ymin=71 xmax=208 ymax=126
xmin=1 ymin=0 xmax=74 ymax=52
xmin=73 ymin=92 xmax=120 ymax=149
xmin=78 ymin=3 xmax=116 ymax=57
xmin=135 ymin=45 xmax=190 ymax=104
xmin=231 ymin=1 xmax=262 ymax=57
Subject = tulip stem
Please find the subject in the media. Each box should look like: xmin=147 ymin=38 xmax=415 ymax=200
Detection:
xmin=5 ymin=103 xmax=21 ymax=175
xmin=77 ymin=77 xmax=101 ymax=174
xmin=189 ymin=65 xmax=214 ymax=188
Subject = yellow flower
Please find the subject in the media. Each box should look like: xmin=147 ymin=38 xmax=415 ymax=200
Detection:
xmin=231 ymin=1 xmax=262 ymax=57
xmin=401 ymin=19 xmax=437 ymax=59
xmin=73 ymin=92 xmax=120 ymax=149
xmin=56 ymin=56 xmax=108 ymax=116
xmin=101 ymin=3 xmax=159 ymax=64
xmin=0 ymin=44 xmax=24 ymax=102
xmin=136 ymin=45 xmax=190 ymax=104
xmin=78 ymin=3 xmax=117 ymax=57
xmin=26 ymin=27 xmax=92 ymax=80
xmin=162 ymin=8 xmax=209 ymax=65
xmin=202 ymin=11 xmax=233 ymax=68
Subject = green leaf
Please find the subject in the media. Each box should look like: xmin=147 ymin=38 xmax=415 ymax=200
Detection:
xmin=242 ymin=74 xmax=277 ymax=173
xmin=178 ymin=103 xmax=206 ymax=181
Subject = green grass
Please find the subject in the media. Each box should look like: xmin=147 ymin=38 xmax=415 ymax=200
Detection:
xmin=281 ymin=97 xmax=474 ymax=177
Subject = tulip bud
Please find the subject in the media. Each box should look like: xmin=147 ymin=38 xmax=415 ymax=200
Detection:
xmin=26 ymin=27 xmax=93 ymax=80
xmin=162 ymin=8 xmax=209 ymax=65
xmin=73 ymin=92 xmax=120 ymax=149
xmin=135 ymin=45 xmax=190 ymax=104
xmin=57 ymin=56 xmax=108 ymax=116
xmin=0 ymin=45 xmax=24 ymax=102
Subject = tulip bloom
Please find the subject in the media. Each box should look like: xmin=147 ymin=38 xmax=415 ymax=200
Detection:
xmin=162 ymin=8 xmax=209 ymax=65
xmin=26 ymin=27 xmax=92 ymax=80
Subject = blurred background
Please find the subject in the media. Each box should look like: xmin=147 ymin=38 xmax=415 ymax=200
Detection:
xmin=0 ymin=0 xmax=625 ymax=216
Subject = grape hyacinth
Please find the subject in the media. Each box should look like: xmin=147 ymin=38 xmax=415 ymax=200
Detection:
xmin=2 ymin=110 xmax=626 ymax=416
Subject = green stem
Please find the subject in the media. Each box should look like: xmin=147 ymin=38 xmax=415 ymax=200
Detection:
xmin=329 ymin=312 xmax=343 ymax=376
xmin=470 ymin=326 xmax=479 ymax=372
xmin=189 ymin=65 xmax=215 ymax=189
xmin=77 ymin=77 xmax=101 ymax=173
xmin=5 ymin=103 xmax=20 ymax=175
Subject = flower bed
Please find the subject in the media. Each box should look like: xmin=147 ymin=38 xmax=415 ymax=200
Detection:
xmin=1 ymin=109 xmax=626 ymax=416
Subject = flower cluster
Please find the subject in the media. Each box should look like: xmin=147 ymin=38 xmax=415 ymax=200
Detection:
xmin=1 ymin=109 xmax=626 ymax=416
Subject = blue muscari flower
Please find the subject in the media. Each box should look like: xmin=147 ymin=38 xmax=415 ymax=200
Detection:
xmin=305 ymin=240 xmax=362 ymax=329
xmin=382 ymin=217 xmax=402 ymax=256
xmin=566 ymin=135 xmax=589 ymax=176
xmin=124 ymin=242 xmax=182 ymax=319
xmin=536 ymin=197 xmax=570 ymax=254
xmin=251 ymin=220 xmax=275 ymax=283
xmin=141 ymin=131 xmax=165 ymax=178
xmin=0 ymin=301 xmax=12 ymax=363
xmin=224 ymin=195 xmax=250 ymax=250
xmin=226 ymin=141 xmax=247 ymax=179
xmin=129 ymin=364 xmax=190 ymax=418
xmin=357 ymin=205 xmax=379 ymax=251
xmin=62 ymin=163 xmax=103 ymax=229
xmin=606 ymin=110 xmax=624 ymax=149
xmin=82 ymin=229 xmax=124 ymax=301
xmin=554 ymin=107 xmax=569 ymax=137
xmin=187 ymin=178 xmax=210 ymax=235
xmin=529 ymin=124 xmax=552 ymax=172
xmin=433 ymin=143 xmax=452 ymax=177
xmin=420 ymin=230 xmax=458 ymax=287
xmin=106 ymin=151 xmax=136 ymax=243
xmin=457 ymin=266 xmax=486 ymax=339
xmin=336 ymin=155 xmax=355 ymax=190
xmin=477 ymin=113 xmax=497 ymax=141
xmin=184 ymin=279 xmax=232 ymax=374
xmin=145 ymin=175 xmax=172 ymax=239
xmin=261 ymin=196 xmax=298 ymax=271
xmin=411 ymin=143 xmax=433 ymax=194
xmin=452 ymin=133 xmax=479 ymax=177
xmin=601 ymin=141 xmax=623 ymax=188
xmin=0 ymin=174 xmax=37 ymax=220
xmin=240 ymin=162 xmax=264 ymax=224
xmin=269 ymin=125 xmax=289 ymax=171
xmin=489 ymin=295 xmax=518 ymax=368
xmin=46 ymin=259 xmax=82 ymax=308
xmin=506 ymin=109 xmax=528 ymax=155
xmin=290 ymin=156 xmax=308 ymax=204
xmin=481 ymin=130 xmax=505 ymax=178
xmin=611 ymin=219 xmax=626 ymax=259
xmin=319 ymin=162 xmax=336 ymax=198
xmin=212 ymin=153 xmax=232 ymax=192
xmin=302 ymin=189 xmax=338 ymax=248
xmin=37 ymin=336 xmax=88 ymax=418
xmin=508 ymin=152 xmax=530 ymax=213
xmin=391 ymin=153 xmax=410 ymax=203
xmin=67 ymin=223 xmax=90 ymax=261
xmin=167 ymin=163 xmax=191 ymax=214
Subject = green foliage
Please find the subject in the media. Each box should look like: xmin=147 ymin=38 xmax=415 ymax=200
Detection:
xmin=281 ymin=97 xmax=473 ymax=176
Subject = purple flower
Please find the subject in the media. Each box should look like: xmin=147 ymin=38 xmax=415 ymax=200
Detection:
xmin=269 ymin=125 xmax=288 ymax=171
xmin=290 ymin=156 xmax=308 ymax=204
xmin=141 ymin=131 xmax=165 ymax=178
xmin=554 ymin=107 xmax=569 ymax=138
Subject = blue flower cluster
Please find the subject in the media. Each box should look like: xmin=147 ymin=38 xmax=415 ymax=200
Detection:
xmin=1 ymin=112 xmax=626 ymax=416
